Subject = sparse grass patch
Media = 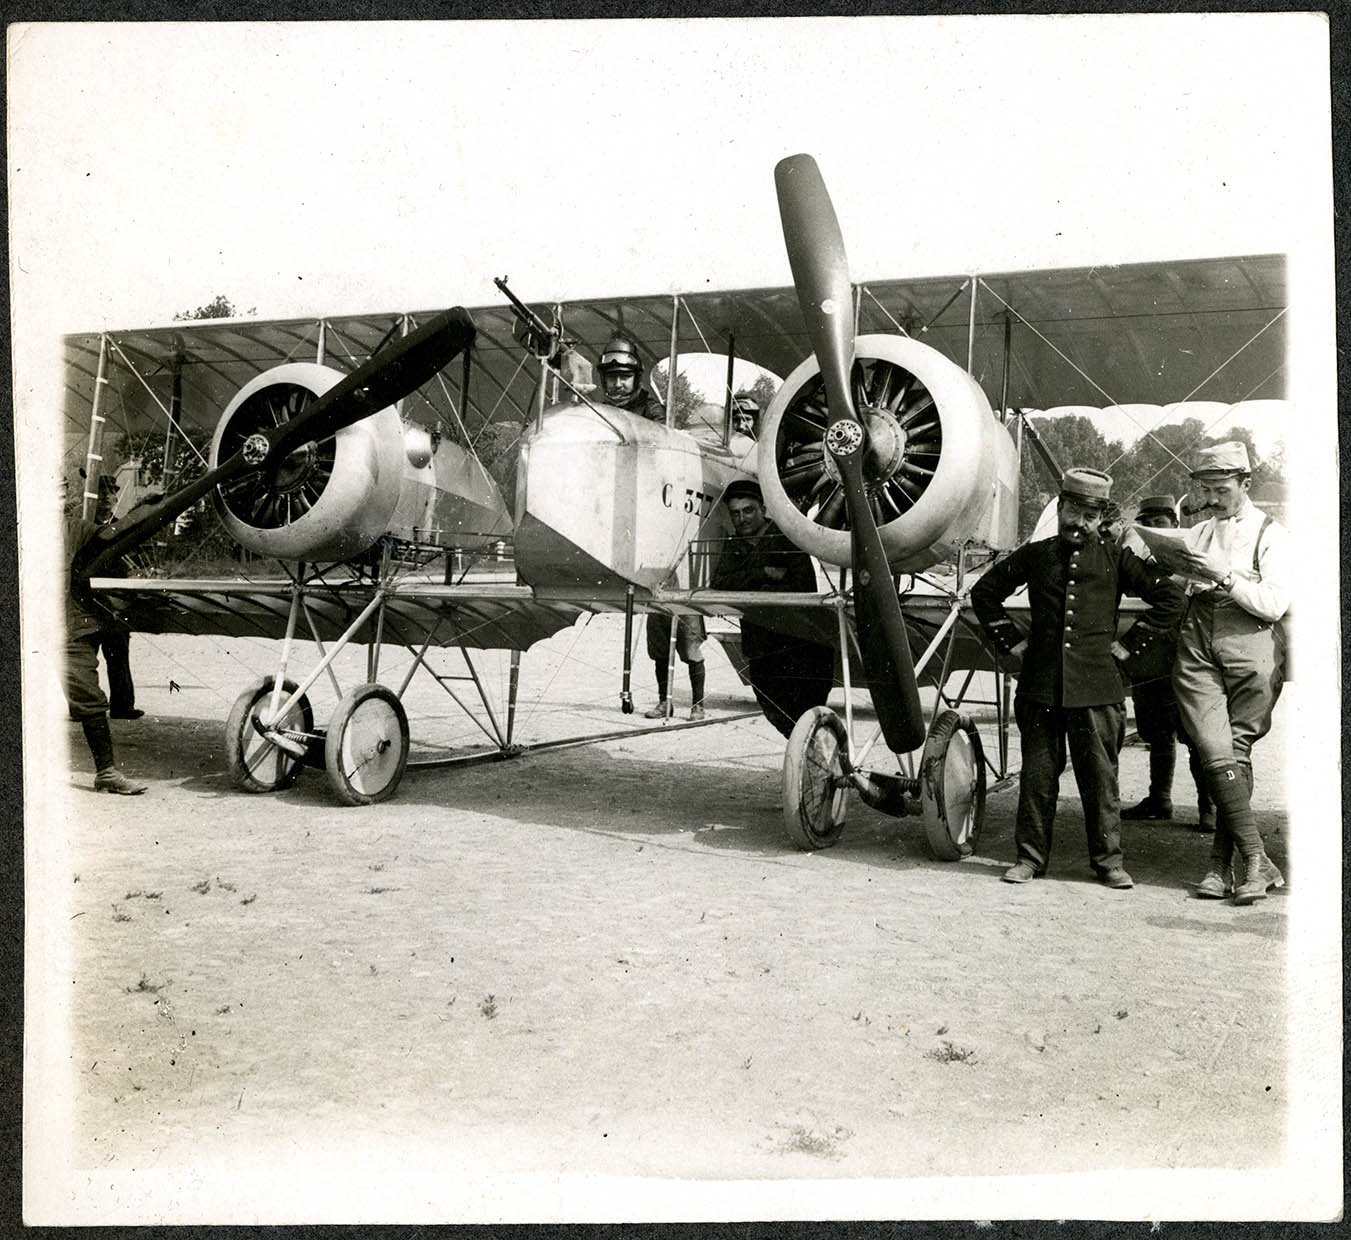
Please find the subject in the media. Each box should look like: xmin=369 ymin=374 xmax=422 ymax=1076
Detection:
xmin=111 ymin=906 xmax=131 ymax=923
xmin=926 ymin=1039 xmax=978 ymax=1065
xmin=479 ymin=995 xmax=498 ymax=1019
xmin=126 ymin=973 xmax=166 ymax=995
xmin=775 ymin=1123 xmax=852 ymax=1160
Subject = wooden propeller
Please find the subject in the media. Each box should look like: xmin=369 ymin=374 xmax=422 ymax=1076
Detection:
xmin=775 ymin=154 xmax=925 ymax=754
xmin=73 ymin=307 xmax=477 ymax=584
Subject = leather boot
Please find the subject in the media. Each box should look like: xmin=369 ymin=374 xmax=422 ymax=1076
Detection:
xmin=1233 ymin=852 xmax=1270 ymax=905
xmin=1193 ymin=867 xmax=1229 ymax=899
xmin=1190 ymin=748 xmax=1215 ymax=831
xmin=1122 ymin=745 xmax=1174 ymax=819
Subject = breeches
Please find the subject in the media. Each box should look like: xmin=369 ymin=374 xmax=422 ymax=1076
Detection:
xmin=1014 ymin=698 xmax=1126 ymax=873
xmin=646 ymin=613 xmax=706 ymax=664
xmin=64 ymin=633 xmax=109 ymax=719
xmin=1173 ymin=601 xmax=1284 ymax=767
xmin=1130 ymin=675 xmax=1184 ymax=747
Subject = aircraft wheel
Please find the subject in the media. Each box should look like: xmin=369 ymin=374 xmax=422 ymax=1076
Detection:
xmin=324 ymin=684 xmax=410 ymax=806
xmin=919 ymin=709 xmax=985 ymax=860
xmin=225 ymin=677 xmax=314 ymax=793
xmin=782 ymin=706 xmax=850 ymax=850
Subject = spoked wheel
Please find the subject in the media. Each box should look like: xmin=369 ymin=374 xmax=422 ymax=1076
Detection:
xmin=919 ymin=709 xmax=986 ymax=860
xmin=324 ymin=684 xmax=410 ymax=806
xmin=782 ymin=706 xmax=851 ymax=850
xmin=224 ymin=676 xmax=314 ymax=792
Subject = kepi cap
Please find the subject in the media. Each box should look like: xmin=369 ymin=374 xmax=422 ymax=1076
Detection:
xmin=1136 ymin=494 xmax=1178 ymax=518
xmin=1190 ymin=440 xmax=1251 ymax=478
xmin=1059 ymin=467 xmax=1113 ymax=510
xmin=722 ymin=479 xmax=764 ymax=505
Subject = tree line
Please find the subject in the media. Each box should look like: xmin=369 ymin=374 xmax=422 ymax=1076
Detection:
xmin=1017 ymin=412 xmax=1285 ymax=538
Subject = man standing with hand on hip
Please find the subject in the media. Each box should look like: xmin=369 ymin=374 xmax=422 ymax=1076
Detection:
xmin=972 ymin=468 xmax=1184 ymax=890
xmin=1172 ymin=442 xmax=1289 ymax=905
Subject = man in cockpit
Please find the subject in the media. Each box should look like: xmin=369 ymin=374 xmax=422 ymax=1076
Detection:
xmin=597 ymin=334 xmax=663 ymax=423
xmin=731 ymin=393 xmax=759 ymax=440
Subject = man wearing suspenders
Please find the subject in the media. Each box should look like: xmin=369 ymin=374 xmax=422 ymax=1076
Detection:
xmin=1173 ymin=442 xmax=1290 ymax=904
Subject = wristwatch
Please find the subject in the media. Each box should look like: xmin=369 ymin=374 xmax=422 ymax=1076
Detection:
xmin=1218 ymin=571 xmax=1235 ymax=591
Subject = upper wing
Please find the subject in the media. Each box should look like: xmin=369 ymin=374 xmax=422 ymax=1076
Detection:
xmin=64 ymin=254 xmax=1285 ymax=471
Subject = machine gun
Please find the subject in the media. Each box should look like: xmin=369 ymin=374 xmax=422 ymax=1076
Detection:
xmin=494 ymin=276 xmax=568 ymax=365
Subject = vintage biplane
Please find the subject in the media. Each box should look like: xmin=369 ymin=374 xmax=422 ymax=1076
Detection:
xmin=62 ymin=154 xmax=1287 ymax=859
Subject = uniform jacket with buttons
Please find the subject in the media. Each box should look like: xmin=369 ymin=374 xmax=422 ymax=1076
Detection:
xmin=971 ymin=534 xmax=1185 ymax=708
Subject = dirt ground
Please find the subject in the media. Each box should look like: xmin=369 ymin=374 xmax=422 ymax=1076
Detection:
xmin=24 ymin=615 xmax=1336 ymax=1223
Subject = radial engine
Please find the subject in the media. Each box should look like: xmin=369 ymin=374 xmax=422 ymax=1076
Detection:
xmin=756 ymin=334 xmax=1019 ymax=573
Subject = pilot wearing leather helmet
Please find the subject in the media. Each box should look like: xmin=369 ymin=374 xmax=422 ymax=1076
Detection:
xmin=596 ymin=334 xmax=661 ymax=422
xmin=731 ymin=393 xmax=759 ymax=439
xmin=972 ymin=467 xmax=1184 ymax=890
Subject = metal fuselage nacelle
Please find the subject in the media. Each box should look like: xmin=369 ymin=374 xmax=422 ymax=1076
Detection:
xmin=513 ymin=400 xmax=756 ymax=594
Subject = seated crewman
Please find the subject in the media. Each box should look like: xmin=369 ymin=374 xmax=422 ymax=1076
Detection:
xmin=596 ymin=334 xmax=662 ymax=422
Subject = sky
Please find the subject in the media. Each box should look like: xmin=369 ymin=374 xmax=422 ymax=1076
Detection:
xmin=8 ymin=16 xmax=1333 ymax=330
xmin=10 ymin=15 xmax=1332 ymax=474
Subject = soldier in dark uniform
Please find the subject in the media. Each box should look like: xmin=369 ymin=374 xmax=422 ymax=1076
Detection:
xmin=90 ymin=475 xmax=144 ymax=720
xmin=1119 ymin=495 xmax=1213 ymax=829
xmin=710 ymin=480 xmax=833 ymax=738
xmin=63 ymin=482 xmax=148 ymax=794
xmin=972 ymin=468 xmax=1184 ymax=888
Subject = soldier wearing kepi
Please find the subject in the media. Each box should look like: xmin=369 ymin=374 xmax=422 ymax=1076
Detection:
xmin=1119 ymin=495 xmax=1214 ymax=830
xmin=972 ymin=468 xmax=1185 ymax=889
xmin=1172 ymin=442 xmax=1289 ymax=904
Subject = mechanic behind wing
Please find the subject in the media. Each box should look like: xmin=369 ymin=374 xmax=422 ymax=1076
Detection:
xmin=1117 ymin=494 xmax=1213 ymax=831
xmin=972 ymin=468 xmax=1184 ymax=890
xmin=1171 ymin=441 xmax=1289 ymax=906
xmin=596 ymin=333 xmax=662 ymax=422
xmin=710 ymin=480 xmax=834 ymax=739
xmin=62 ymin=476 xmax=154 ymax=795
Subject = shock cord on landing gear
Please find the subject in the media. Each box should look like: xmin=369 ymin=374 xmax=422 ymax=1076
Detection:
xmin=620 ymin=584 xmax=635 ymax=714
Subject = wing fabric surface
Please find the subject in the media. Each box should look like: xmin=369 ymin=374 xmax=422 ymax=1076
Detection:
xmin=63 ymin=254 xmax=1286 ymax=473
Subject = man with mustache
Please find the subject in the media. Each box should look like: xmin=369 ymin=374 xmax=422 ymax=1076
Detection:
xmin=972 ymin=469 xmax=1184 ymax=889
xmin=1172 ymin=441 xmax=1290 ymax=904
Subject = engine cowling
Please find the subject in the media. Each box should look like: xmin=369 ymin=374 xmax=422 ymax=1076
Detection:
xmin=758 ymin=334 xmax=1018 ymax=573
xmin=210 ymin=363 xmax=407 ymax=562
